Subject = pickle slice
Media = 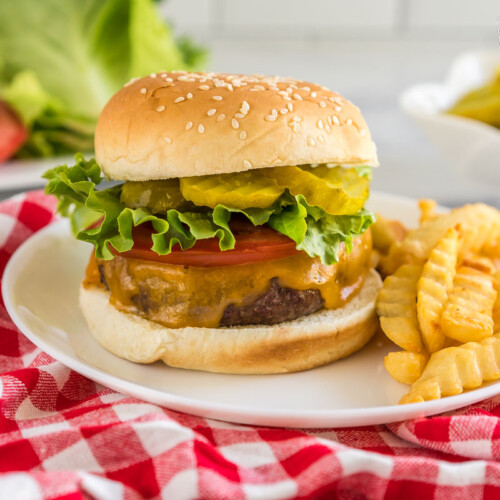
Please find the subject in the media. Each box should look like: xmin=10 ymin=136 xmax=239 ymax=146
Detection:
xmin=180 ymin=170 xmax=284 ymax=209
xmin=121 ymin=179 xmax=189 ymax=213
xmin=448 ymin=70 xmax=500 ymax=128
xmin=267 ymin=165 xmax=369 ymax=215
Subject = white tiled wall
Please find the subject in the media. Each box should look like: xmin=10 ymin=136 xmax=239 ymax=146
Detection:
xmin=161 ymin=0 xmax=500 ymax=39
xmin=408 ymin=0 xmax=499 ymax=28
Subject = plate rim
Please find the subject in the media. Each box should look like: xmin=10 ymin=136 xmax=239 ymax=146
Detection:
xmin=3 ymin=191 xmax=500 ymax=428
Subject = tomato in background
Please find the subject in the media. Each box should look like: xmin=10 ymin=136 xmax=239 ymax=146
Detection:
xmin=0 ymin=101 xmax=27 ymax=163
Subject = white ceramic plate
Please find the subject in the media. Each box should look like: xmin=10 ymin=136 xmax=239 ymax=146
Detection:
xmin=3 ymin=192 xmax=499 ymax=428
xmin=0 ymin=156 xmax=74 ymax=192
xmin=400 ymin=51 xmax=500 ymax=184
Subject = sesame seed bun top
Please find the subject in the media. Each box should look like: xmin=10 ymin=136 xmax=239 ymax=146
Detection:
xmin=95 ymin=71 xmax=378 ymax=181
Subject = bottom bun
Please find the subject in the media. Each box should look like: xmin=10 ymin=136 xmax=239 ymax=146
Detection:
xmin=79 ymin=269 xmax=382 ymax=374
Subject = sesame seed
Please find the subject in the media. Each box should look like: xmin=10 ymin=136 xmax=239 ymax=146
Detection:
xmin=241 ymin=101 xmax=250 ymax=112
xmin=156 ymin=105 xmax=165 ymax=112
xmin=174 ymin=97 xmax=185 ymax=103
xmin=347 ymin=118 xmax=353 ymax=125
xmin=235 ymin=113 xmax=244 ymax=119
xmin=227 ymin=84 xmax=234 ymax=91
xmin=283 ymin=96 xmax=292 ymax=101
xmin=307 ymin=137 xmax=316 ymax=147
xmin=328 ymin=97 xmax=335 ymax=102
xmin=318 ymin=135 xmax=325 ymax=144
xmin=217 ymin=114 xmax=225 ymax=121
xmin=287 ymin=103 xmax=293 ymax=112
xmin=140 ymin=88 xmax=147 ymax=94
xmin=311 ymin=92 xmax=317 ymax=98
xmin=317 ymin=120 xmax=323 ymax=129
xmin=165 ymin=77 xmax=173 ymax=83
xmin=240 ymin=131 xmax=247 ymax=140
xmin=199 ymin=85 xmax=210 ymax=90
xmin=360 ymin=129 xmax=367 ymax=136
xmin=213 ymin=96 xmax=223 ymax=101
xmin=280 ymin=108 xmax=288 ymax=114
xmin=163 ymin=136 xmax=172 ymax=144
xmin=301 ymin=86 xmax=311 ymax=91
xmin=187 ymin=93 xmax=193 ymax=99
xmin=186 ymin=121 xmax=193 ymax=130
xmin=160 ymin=73 xmax=167 ymax=77
xmin=325 ymin=124 xmax=331 ymax=133
xmin=249 ymin=88 xmax=259 ymax=91
xmin=335 ymin=106 xmax=342 ymax=112
xmin=243 ymin=160 xmax=252 ymax=169
xmin=207 ymin=109 xmax=216 ymax=117
xmin=293 ymin=94 xmax=303 ymax=101
xmin=319 ymin=101 xmax=327 ymax=108
xmin=198 ymin=124 xmax=205 ymax=133
xmin=333 ymin=116 xmax=340 ymax=125
xmin=271 ymin=109 xmax=278 ymax=116
xmin=327 ymin=116 xmax=332 ymax=125
xmin=254 ymin=85 xmax=265 ymax=91
xmin=232 ymin=118 xmax=239 ymax=129
xmin=150 ymin=73 xmax=157 ymax=78
xmin=265 ymin=115 xmax=276 ymax=121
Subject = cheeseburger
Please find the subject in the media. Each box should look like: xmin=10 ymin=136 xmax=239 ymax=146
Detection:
xmin=44 ymin=71 xmax=382 ymax=374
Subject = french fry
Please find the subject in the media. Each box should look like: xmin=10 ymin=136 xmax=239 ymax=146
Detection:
xmin=384 ymin=351 xmax=427 ymax=385
xmin=441 ymin=266 xmax=496 ymax=343
xmin=419 ymin=199 xmax=438 ymax=225
xmin=493 ymin=271 xmax=500 ymax=334
xmin=376 ymin=264 xmax=423 ymax=352
xmin=461 ymin=255 xmax=494 ymax=274
xmin=371 ymin=214 xmax=407 ymax=255
xmin=417 ymin=226 xmax=460 ymax=353
xmin=380 ymin=204 xmax=500 ymax=276
xmin=400 ymin=334 xmax=500 ymax=404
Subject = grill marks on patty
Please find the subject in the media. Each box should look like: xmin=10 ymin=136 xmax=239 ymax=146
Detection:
xmin=220 ymin=278 xmax=324 ymax=326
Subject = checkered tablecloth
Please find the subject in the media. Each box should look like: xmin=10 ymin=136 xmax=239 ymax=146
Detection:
xmin=1 ymin=190 xmax=500 ymax=499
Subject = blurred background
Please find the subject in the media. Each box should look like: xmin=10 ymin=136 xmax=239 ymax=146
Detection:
xmin=1 ymin=0 xmax=500 ymax=205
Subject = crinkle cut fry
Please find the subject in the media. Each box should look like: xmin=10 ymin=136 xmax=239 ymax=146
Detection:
xmin=377 ymin=264 xmax=423 ymax=353
xmin=441 ymin=265 xmax=496 ymax=343
xmin=380 ymin=204 xmax=500 ymax=275
xmin=400 ymin=334 xmax=500 ymax=404
xmin=417 ymin=226 xmax=460 ymax=353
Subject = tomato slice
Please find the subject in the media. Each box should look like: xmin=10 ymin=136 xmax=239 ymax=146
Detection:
xmin=117 ymin=219 xmax=300 ymax=267
xmin=0 ymin=101 xmax=27 ymax=163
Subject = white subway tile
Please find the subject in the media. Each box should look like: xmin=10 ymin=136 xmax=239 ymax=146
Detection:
xmin=223 ymin=0 xmax=398 ymax=28
xmin=408 ymin=0 xmax=499 ymax=27
xmin=160 ymin=0 xmax=212 ymax=29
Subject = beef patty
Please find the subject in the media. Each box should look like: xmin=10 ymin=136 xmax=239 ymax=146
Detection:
xmin=220 ymin=278 xmax=324 ymax=327
xmin=99 ymin=266 xmax=324 ymax=327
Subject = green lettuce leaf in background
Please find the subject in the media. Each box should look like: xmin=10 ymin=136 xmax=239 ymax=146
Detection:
xmin=44 ymin=156 xmax=375 ymax=265
xmin=0 ymin=0 xmax=207 ymax=158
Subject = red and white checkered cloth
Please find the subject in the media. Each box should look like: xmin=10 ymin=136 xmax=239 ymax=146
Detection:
xmin=1 ymin=190 xmax=500 ymax=500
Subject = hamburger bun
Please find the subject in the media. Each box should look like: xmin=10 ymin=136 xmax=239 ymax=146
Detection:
xmin=95 ymin=72 xmax=378 ymax=181
xmin=79 ymin=269 xmax=382 ymax=375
